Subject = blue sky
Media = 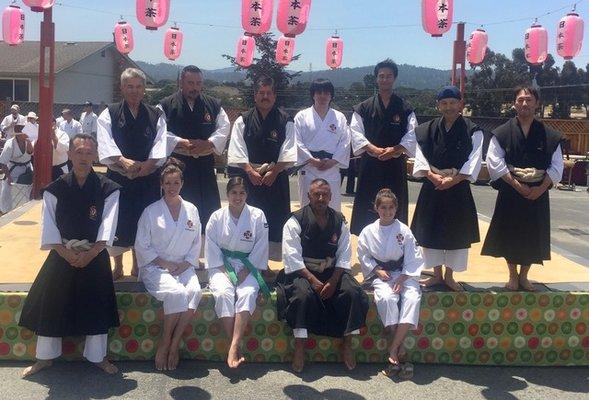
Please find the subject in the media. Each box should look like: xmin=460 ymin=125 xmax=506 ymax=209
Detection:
xmin=20 ymin=0 xmax=589 ymax=71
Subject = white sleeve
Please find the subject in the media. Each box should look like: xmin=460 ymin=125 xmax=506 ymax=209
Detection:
xmin=0 ymin=116 xmax=8 ymax=133
xmin=399 ymin=112 xmax=418 ymax=157
xmin=412 ymin=141 xmax=431 ymax=178
xmin=486 ymin=136 xmax=509 ymax=181
xmin=546 ymin=144 xmax=564 ymax=186
xmin=97 ymin=109 xmax=121 ymax=164
xmin=282 ymin=217 xmax=305 ymax=274
xmin=134 ymin=206 xmax=159 ymax=268
xmin=41 ymin=191 xmax=62 ymax=250
xmin=184 ymin=209 xmax=202 ymax=267
xmin=209 ymin=108 xmax=231 ymax=155
xmin=148 ymin=114 xmax=168 ymax=166
xmin=249 ymin=211 xmax=269 ymax=270
xmin=459 ymin=130 xmax=484 ymax=183
xmin=227 ymin=117 xmax=248 ymax=166
xmin=56 ymin=130 xmax=70 ymax=153
xmin=96 ymin=190 xmax=120 ymax=246
xmin=294 ymin=113 xmax=313 ymax=165
xmin=75 ymin=121 xmax=83 ymax=135
xmin=204 ymin=214 xmax=224 ymax=269
xmin=350 ymin=112 xmax=370 ymax=156
xmin=277 ymin=121 xmax=297 ymax=164
xmin=0 ymin=140 xmax=13 ymax=165
xmin=335 ymin=221 xmax=352 ymax=270
xmin=357 ymin=228 xmax=377 ymax=278
xmin=401 ymin=230 xmax=424 ymax=277
xmin=91 ymin=115 xmax=97 ymax=133
xmin=332 ymin=116 xmax=351 ymax=168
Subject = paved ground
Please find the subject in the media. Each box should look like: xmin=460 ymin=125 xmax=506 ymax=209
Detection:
xmin=0 ymin=361 xmax=587 ymax=400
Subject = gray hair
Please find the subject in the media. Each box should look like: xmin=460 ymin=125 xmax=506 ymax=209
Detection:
xmin=69 ymin=133 xmax=98 ymax=151
xmin=120 ymin=68 xmax=146 ymax=86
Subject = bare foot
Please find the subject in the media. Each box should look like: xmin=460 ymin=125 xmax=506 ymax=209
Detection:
xmin=444 ymin=276 xmax=464 ymax=292
xmin=155 ymin=341 xmax=170 ymax=371
xmin=22 ymin=360 xmax=52 ymax=378
xmin=95 ymin=359 xmax=118 ymax=374
xmin=342 ymin=339 xmax=356 ymax=370
xmin=112 ymin=266 xmax=123 ymax=281
xmin=291 ymin=344 xmax=305 ymax=373
xmin=388 ymin=341 xmax=400 ymax=365
xmin=505 ymin=276 xmax=519 ymax=291
xmin=519 ymin=277 xmax=537 ymax=292
xmin=420 ymin=276 xmax=444 ymax=287
xmin=167 ymin=346 xmax=180 ymax=371
xmin=227 ymin=344 xmax=245 ymax=369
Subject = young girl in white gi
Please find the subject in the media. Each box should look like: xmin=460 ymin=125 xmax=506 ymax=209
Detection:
xmin=205 ymin=177 xmax=269 ymax=369
xmin=135 ymin=158 xmax=203 ymax=371
xmin=357 ymin=189 xmax=424 ymax=379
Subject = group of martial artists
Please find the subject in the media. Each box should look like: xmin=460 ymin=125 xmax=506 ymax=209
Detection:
xmin=17 ymin=59 xmax=563 ymax=379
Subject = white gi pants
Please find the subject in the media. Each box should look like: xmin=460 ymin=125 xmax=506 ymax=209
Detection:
xmin=0 ymin=165 xmax=31 ymax=213
xmin=293 ymin=328 xmax=360 ymax=339
xmin=422 ymin=247 xmax=469 ymax=272
xmin=372 ymin=274 xmax=422 ymax=329
xmin=208 ymin=268 xmax=260 ymax=318
xmin=140 ymin=264 xmax=203 ymax=315
xmin=36 ymin=334 xmax=107 ymax=363
xmin=298 ymin=169 xmax=341 ymax=212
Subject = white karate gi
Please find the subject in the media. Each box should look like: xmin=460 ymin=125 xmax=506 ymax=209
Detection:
xmin=294 ymin=107 xmax=350 ymax=211
xmin=349 ymin=111 xmax=418 ymax=157
xmin=412 ymin=129 xmax=484 ymax=272
xmin=0 ymin=113 xmax=26 ymax=139
xmin=80 ymin=112 xmax=98 ymax=137
xmin=59 ymin=119 xmax=83 ymax=139
xmin=357 ymin=220 xmax=424 ymax=329
xmin=135 ymin=198 xmax=203 ymax=315
xmin=0 ymin=137 xmax=32 ymax=214
xmin=37 ymin=187 xmax=120 ymax=362
xmin=205 ymin=205 xmax=269 ymax=318
xmin=52 ymin=128 xmax=70 ymax=172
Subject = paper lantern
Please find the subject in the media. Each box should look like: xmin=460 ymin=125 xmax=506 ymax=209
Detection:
xmin=525 ymin=22 xmax=548 ymax=65
xmin=326 ymin=35 xmax=344 ymax=69
xmin=236 ymin=35 xmax=255 ymax=68
xmin=164 ymin=26 xmax=183 ymax=61
xmin=242 ymin=0 xmax=272 ymax=35
xmin=114 ymin=21 xmax=134 ymax=55
xmin=2 ymin=5 xmax=25 ymax=46
xmin=136 ymin=0 xmax=170 ymax=30
xmin=421 ymin=0 xmax=453 ymax=37
xmin=556 ymin=12 xmax=584 ymax=60
xmin=276 ymin=35 xmax=296 ymax=65
xmin=22 ymin=0 xmax=55 ymax=12
xmin=277 ymin=0 xmax=312 ymax=37
xmin=466 ymin=28 xmax=488 ymax=66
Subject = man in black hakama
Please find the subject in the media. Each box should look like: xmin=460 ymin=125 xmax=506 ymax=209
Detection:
xmin=97 ymin=68 xmax=167 ymax=280
xmin=19 ymin=134 xmax=120 ymax=377
xmin=159 ymin=65 xmax=230 ymax=231
xmin=411 ymin=86 xmax=483 ymax=291
xmin=350 ymin=59 xmax=418 ymax=234
xmin=481 ymin=86 xmax=564 ymax=291
xmin=276 ymin=179 xmax=369 ymax=372
xmin=227 ymin=76 xmax=296 ymax=253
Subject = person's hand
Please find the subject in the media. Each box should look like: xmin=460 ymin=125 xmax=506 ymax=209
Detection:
xmin=427 ymin=171 xmax=444 ymax=187
xmin=61 ymin=248 xmax=81 ymax=265
xmin=515 ymin=182 xmax=531 ymax=198
xmin=190 ymin=139 xmax=214 ymax=156
xmin=392 ymin=274 xmax=409 ymax=294
xmin=317 ymin=159 xmax=338 ymax=171
xmin=366 ymin=143 xmax=384 ymax=157
xmin=309 ymin=277 xmax=324 ymax=294
xmin=378 ymin=146 xmax=404 ymax=161
xmin=261 ymin=169 xmax=278 ymax=186
xmin=118 ymin=157 xmax=140 ymax=173
xmin=308 ymin=158 xmax=323 ymax=169
xmin=526 ymin=186 xmax=546 ymax=201
xmin=171 ymin=262 xmax=191 ymax=276
xmin=246 ymin=166 xmax=263 ymax=186
xmin=375 ymin=269 xmax=391 ymax=281
xmin=435 ymin=177 xmax=456 ymax=191
xmin=71 ymin=250 xmax=96 ymax=269
xmin=158 ymin=260 xmax=178 ymax=275
xmin=175 ymin=138 xmax=192 ymax=152
xmin=320 ymin=280 xmax=337 ymax=300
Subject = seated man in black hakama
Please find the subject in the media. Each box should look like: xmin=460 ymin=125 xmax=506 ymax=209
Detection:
xmin=276 ymin=179 xmax=369 ymax=373
xmin=19 ymin=134 xmax=121 ymax=377
xmin=481 ymin=86 xmax=564 ymax=291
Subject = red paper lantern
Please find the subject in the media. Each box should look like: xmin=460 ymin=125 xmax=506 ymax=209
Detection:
xmin=277 ymin=0 xmax=312 ymax=37
xmin=164 ymin=26 xmax=183 ymax=61
xmin=136 ymin=0 xmax=170 ymax=31
xmin=276 ymin=35 xmax=296 ymax=65
xmin=556 ymin=12 xmax=584 ymax=60
xmin=421 ymin=0 xmax=453 ymax=37
xmin=236 ymin=35 xmax=255 ymax=68
xmin=466 ymin=28 xmax=488 ymax=66
xmin=114 ymin=21 xmax=134 ymax=55
xmin=2 ymin=5 xmax=25 ymax=46
xmin=525 ymin=22 xmax=548 ymax=65
xmin=326 ymin=35 xmax=344 ymax=69
xmin=242 ymin=0 xmax=272 ymax=35
xmin=22 ymin=0 xmax=55 ymax=12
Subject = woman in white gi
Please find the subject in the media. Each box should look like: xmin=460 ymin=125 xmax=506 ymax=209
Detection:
xmin=294 ymin=78 xmax=350 ymax=211
xmin=135 ymin=158 xmax=203 ymax=371
xmin=0 ymin=123 xmax=33 ymax=215
xmin=357 ymin=189 xmax=424 ymax=379
xmin=205 ymin=177 xmax=269 ymax=369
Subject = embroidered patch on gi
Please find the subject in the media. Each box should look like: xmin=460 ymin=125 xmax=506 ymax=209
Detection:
xmin=270 ymin=130 xmax=278 ymax=139
xmin=328 ymin=123 xmax=337 ymax=133
xmin=396 ymin=233 xmax=404 ymax=245
xmin=393 ymin=114 xmax=401 ymax=123
xmin=243 ymin=230 xmax=253 ymax=240
xmin=330 ymin=233 xmax=338 ymax=244
xmin=204 ymin=112 xmax=212 ymax=122
xmin=88 ymin=205 xmax=97 ymax=221
xmin=187 ymin=220 xmax=193 ymax=229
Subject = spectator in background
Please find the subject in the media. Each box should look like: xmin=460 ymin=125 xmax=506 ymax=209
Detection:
xmin=80 ymin=101 xmax=98 ymax=139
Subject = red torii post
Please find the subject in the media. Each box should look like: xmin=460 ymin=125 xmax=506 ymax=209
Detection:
xmin=452 ymin=21 xmax=466 ymax=95
xmin=32 ymin=8 xmax=55 ymax=199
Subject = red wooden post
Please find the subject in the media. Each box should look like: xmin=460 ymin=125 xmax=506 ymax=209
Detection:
xmin=32 ymin=8 xmax=55 ymax=198
xmin=452 ymin=22 xmax=466 ymax=95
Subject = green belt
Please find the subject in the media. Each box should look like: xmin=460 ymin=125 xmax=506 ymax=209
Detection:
xmin=221 ymin=249 xmax=271 ymax=299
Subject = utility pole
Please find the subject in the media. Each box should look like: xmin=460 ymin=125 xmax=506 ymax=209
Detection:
xmin=451 ymin=22 xmax=466 ymax=95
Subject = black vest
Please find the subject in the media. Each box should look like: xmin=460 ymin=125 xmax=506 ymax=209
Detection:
xmin=353 ymin=94 xmax=412 ymax=147
xmin=107 ymin=101 xmax=160 ymax=162
xmin=292 ymin=205 xmax=344 ymax=259
xmin=43 ymin=171 xmax=120 ymax=242
xmin=415 ymin=116 xmax=478 ymax=170
xmin=159 ymin=91 xmax=221 ymax=140
xmin=242 ymin=107 xmax=291 ymax=164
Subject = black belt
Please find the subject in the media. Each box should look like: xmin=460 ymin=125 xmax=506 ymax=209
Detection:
xmin=374 ymin=256 xmax=404 ymax=272
xmin=310 ymin=150 xmax=333 ymax=159
xmin=54 ymin=161 xmax=68 ymax=169
xmin=9 ymin=161 xmax=31 ymax=173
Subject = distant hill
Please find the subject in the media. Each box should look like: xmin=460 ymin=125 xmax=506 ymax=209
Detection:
xmin=136 ymin=61 xmax=452 ymax=90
